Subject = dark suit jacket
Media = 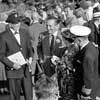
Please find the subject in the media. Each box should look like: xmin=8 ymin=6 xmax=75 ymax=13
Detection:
xmin=0 ymin=26 xmax=33 ymax=78
xmin=37 ymin=31 xmax=64 ymax=77
xmin=37 ymin=31 xmax=63 ymax=61
xmin=76 ymin=42 xmax=100 ymax=98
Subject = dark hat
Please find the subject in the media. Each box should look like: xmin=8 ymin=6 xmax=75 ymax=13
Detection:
xmin=6 ymin=13 xmax=20 ymax=24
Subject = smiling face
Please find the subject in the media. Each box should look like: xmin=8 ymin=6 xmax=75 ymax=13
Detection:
xmin=46 ymin=19 xmax=59 ymax=35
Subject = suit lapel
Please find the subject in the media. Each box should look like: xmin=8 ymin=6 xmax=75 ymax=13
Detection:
xmin=79 ymin=42 xmax=90 ymax=61
xmin=42 ymin=36 xmax=50 ymax=56
xmin=53 ymin=33 xmax=62 ymax=50
xmin=8 ymin=28 xmax=21 ymax=47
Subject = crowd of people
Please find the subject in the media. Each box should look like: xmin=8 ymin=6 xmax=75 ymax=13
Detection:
xmin=0 ymin=0 xmax=100 ymax=100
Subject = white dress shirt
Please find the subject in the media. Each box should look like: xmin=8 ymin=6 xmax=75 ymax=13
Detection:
xmin=10 ymin=28 xmax=21 ymax=45
xmin=81 ymin=41 xmax=89 ymax=50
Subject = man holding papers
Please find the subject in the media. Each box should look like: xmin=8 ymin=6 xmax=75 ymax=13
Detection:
xmin=0 ymin=13 xmax=34 ymax=100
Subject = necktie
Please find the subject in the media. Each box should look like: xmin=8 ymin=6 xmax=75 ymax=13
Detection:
xmin=50 ymin=35 xmax=54 ymax=56
xmin=14 ymin=31 xmax=19 ymax=35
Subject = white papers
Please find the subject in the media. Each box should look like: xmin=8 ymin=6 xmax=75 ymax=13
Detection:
xmin=7 ymin=51 xmax=27 ymax=65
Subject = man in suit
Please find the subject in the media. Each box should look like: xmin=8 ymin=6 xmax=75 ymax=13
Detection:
xmin=37 ymin=16 xmax=64 ymax=77
xmin=84 ymin=12 xmax=100 ymax=76
xmin=70 ymin=25 xmax=100 ymax=100
xmin=0 ymin=13 xmax=33 ymax=100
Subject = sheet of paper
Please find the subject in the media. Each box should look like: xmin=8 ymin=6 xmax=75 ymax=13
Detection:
xmin=7 ymin=51 xmax=27 ymax=65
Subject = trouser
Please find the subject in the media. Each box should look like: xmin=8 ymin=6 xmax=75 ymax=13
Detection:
xmin=9 ymin=78 xmax=22 ymax=100
xmin=8 ymin=72 xmax=32 ymax=100
xmin=21 ymin=72 xmax=33 ymax=100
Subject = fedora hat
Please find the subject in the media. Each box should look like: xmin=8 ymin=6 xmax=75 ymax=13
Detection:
xmin=6 ymin=13 xmax=20 ymax=24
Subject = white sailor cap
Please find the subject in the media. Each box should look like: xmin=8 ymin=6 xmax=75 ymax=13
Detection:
xmin=93 ymin=12 xmax=100 ymax=18
xmin=70 ymin=25 xmax=91 ymax=36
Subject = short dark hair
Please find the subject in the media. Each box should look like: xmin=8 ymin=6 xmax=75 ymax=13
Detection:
xmin=47 ymin=16 xmax=61 ymax=25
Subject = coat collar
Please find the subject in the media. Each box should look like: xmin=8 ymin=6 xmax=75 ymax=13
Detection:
xmin=7 ymin=27 xmax=23 ymax=48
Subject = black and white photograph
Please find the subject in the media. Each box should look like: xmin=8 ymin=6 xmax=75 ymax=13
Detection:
xmin=0 ymin=0 xmax=100 ymax=100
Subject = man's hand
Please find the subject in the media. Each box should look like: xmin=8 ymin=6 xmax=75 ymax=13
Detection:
xmin=13 ymin=63 xmax=21 ymax=70
xmin=26 ymin=57 xmax=33 ymax=72
xmin=26 ymin=57 xmax=33 ymax=65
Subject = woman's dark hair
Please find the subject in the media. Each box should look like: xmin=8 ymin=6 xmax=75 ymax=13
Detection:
xmin=62 ymin=30 xmax=75 ymax=43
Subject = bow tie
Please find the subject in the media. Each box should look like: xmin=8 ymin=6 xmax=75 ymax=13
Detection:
xmin=14 ymin=32 xmax=19 ymax=35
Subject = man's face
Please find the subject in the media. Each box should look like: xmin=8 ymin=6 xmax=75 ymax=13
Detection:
xmin=64 ymin=8 xmax=68 ymax=15
xmin=74 ymin=37 xmax=81 ymax=47
xmin=56 ymin=6 xmax=62 ymax=13
xmin=11 ymin=23 xmax=21 ymax=32
xmin=65 ymin=7 xmax=73 ymax=17
xmin=46 ymin=19 xmax=59 ymax=34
